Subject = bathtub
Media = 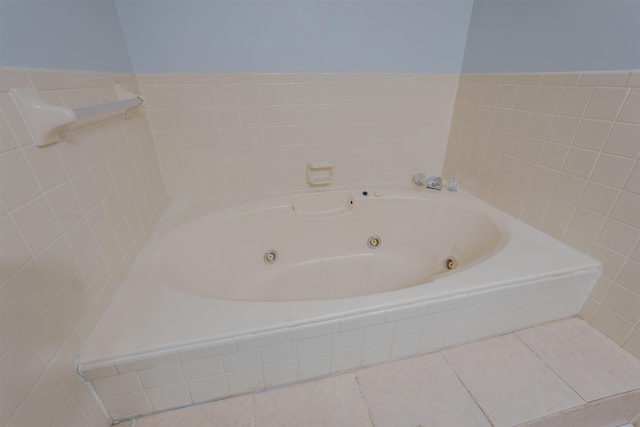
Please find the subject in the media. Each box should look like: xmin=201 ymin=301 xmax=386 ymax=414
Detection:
xmin=79 ymin=185 xmax=600 ymax=421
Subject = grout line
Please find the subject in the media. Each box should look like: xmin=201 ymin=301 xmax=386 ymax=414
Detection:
xmin=440 ymin=349 xmax=495 ymax=427
xmin=353 ymin=373 xmax=377 ymax=427
xmin=251 ymin=394 xmax=257 ymax=427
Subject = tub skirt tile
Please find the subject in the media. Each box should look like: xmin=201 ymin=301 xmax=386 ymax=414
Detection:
xmin=417 ymin=327 xmax=448 ymax=354
xmin=91 ymin=372 xmax=142 ymax=398
xmin=114 ymin=351 xmax=179 ymax=374
xmin=297 ymin=335 xmax=331 ymax=359
xmin=331 ymin=328 xmax=365 ymax=351
xmin=181 ymin=356 xmax=224 ymax=381
xmin=363 ymin=322 xmax=396 ymax=344
xmin=186 ymin=374 xmax=228 ymax=403
xmin=235 ymin=328 xmax=289 ymax=351
xmin=146 ymin=383 xmax=191 ymax=412
xmin=262 ymin=360 xmax=297 ymax=387
xmin=221 ymin=349 xmax=260 ymax=373
xmin=297 ymin=353 xmax=331 ymax=380
xmin=259 ymin=341 xmax=297 ymax=365
xmin=330 ymin=346 xmax=362 ymax=373
xmin=384 ymin=301 xmax=430 ymax=322
xmin=289 ymin=319 xmax=339 ymax=340
xmin=339 ymin=311 xmax=386 ymax=331
xmin=443 ymin=322 xmax=477 ymax=347
xmin=390 ymin=333 xmax=421 ymax=359
xmin=80 ymin=361 xmax=118 ymax=381
xmin=102 ymin=391 xmax=152 ymax=421
xmin=428 ymin=294 xmax=467 ymax=313
xmin=81 ymin=268 xmax=601 ymax=421
xmin=225 ymin=367 xmax=263 ymax=394
xmin=178 ymin=338 xmax=236 ymax=362
xmin=137 ymin=364 xmax=184 ymax=389
xmin=360 ymin=340 xmax=392 ymax=366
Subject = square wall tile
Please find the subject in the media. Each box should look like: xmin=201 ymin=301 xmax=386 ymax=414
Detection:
xmin=11 ymin=196 xmax=62 ymax=255
xmin=0 ymin=66 xmax=168 ymax=427
xmin=445 ymin=70 xmax=638 ymax=361
xmin=0 ymin=149 xmax=42 ymax=211
xmin=584 ymin=88 xmax=629 ymax=120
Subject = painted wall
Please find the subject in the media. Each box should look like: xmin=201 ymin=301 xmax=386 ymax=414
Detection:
xmin=0 ymin=0 xmax=132 ymax=72
xmin=115 ymin=0 xmax=474 ymax=73
xmin=462 ymin=0 xmax=640 ymax=73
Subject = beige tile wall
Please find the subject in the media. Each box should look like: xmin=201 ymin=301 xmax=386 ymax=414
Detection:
xmin=444 ymin=70 xmax=640 ymax=358
xmin=0 ymin=67 xmax=168 ymax=426
xmin=138 ymin=73 xmax=459 ymax=203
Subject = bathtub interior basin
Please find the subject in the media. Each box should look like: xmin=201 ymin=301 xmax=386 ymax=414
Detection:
xmin=158 ymin=190 xmax=507 ymax=301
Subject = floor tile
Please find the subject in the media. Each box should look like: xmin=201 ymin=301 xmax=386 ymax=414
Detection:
xmin=517 ymin=317 xmax=640 ymax=402
xmin=253 ymin=374 xmax=371 ymax=427
xmin=558 ymin=390 xmax=640 ymax=427
xmin=126 ymin=319 xmax=640 ymax=427
xmin=135 ymin=395 xmax=253 ymax=427
xmin=356 ymin=352 xmax=491 ymax=427
xmin=442 ymin=334 xmax=584 ymax=427
xmin=514 ymin=403 xmax=586 ymax=427
xmin=518 ymin=389 xmax=640 ymax=427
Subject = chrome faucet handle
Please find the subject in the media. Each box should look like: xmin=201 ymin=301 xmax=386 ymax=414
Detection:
xmin=413 ymin=173 xmax=427 ymax=186
xmin=447 ymin=177 xmax=460 ymax=192
xmin=426 ymin=176 xmax=442 ymax=190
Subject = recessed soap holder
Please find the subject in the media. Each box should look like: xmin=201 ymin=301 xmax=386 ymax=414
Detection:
xmin=307 ymin=161 xmax=334 ymax=186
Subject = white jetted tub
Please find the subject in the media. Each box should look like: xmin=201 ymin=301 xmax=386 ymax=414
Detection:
xmin=79 ymin=186 xmax=600 ymax=421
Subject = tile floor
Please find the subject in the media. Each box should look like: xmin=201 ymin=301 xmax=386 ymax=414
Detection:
xmin=116 ymin=318 xmax=640 ymax=427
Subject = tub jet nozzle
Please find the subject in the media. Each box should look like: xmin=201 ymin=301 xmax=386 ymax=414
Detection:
xmin=368 ymin=236 xmax=381 ymax=249
xmin=444 ymin=257 xmax=457 ymax=271
xmin=264 ymin=250 xmax=278 ymax=264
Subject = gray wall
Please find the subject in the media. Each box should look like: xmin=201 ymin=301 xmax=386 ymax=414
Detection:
xmin=0 ymin=0 xmax=133 ymax=72
xmin=115 ymin=0 xmax=474 ymax=73
xmin=462 ymin=0 xmax=640 ymax=73
xmin=2 ymin=0 xmax=638 ymax=74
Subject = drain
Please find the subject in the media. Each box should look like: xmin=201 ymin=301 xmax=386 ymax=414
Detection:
xmin=367 ymin=236 xmax=382 ymax=249
xmin=264 ymin=250 xmax=278 ymax=264
xmin=443 ymin=256 xmax=457 ymax=271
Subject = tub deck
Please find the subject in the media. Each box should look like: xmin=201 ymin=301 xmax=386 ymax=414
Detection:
xmin=78 ymin=187 xmax=601 ymax=421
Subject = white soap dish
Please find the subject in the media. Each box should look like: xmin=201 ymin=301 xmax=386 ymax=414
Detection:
xmin=307 ymin=161 xmax=335 ymax=186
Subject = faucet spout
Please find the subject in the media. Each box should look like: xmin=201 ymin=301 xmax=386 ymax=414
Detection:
xmin=426 ymin=176 xmax=442 ymax=190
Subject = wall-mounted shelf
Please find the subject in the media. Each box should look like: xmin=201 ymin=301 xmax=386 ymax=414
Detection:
xmin=9 ymin=85 xmax=144 ymax=147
